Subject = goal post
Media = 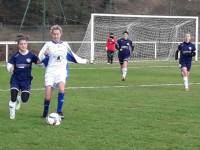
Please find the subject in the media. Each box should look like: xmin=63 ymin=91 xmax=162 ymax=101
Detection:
xmin=76 ymin=13 xmax=199 ymax=63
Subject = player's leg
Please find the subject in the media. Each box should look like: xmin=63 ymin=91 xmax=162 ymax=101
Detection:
xmin=107 ymin=51 xmax=111 ymax=64
xmin=57 ymin=82 xmax=65 ymax=119
xmin=184 ymin=61 xmax=192 ymax=91
xmin=181 ymin=66 xmax=189 ymax=90
xmin=9 ymin=77 xmax=20 ymax=119
xmin=42 ymin=85 xmax=53 ymax=118
xmin=107 ymin=51 xmax=110 ymax=64
xmin=42 ymin=74 xmax=54 ymax=118
xmin=20 ymin=80 xmax=31 ymax=103
xmin=21 ymin=91 xmax=30 ymax=103
xmin=9 ymin=88 xmax=19 ymax=119
xmin=15 ymin=92 xmax=21 ymax=110
xmin=119 ymin=61 xmax=124 ymax=80
xmin=121 ymin=60 xmax=128 ymax=81
xmin=110 ymin=52 xmax=114 ymax=64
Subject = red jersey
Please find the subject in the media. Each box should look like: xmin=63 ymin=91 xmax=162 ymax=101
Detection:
xmin=106 ymin=37 xmax=117 ymax=52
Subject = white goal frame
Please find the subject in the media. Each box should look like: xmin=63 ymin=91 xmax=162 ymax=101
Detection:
xmin=90 ymin=13 xmax=199 ymax=63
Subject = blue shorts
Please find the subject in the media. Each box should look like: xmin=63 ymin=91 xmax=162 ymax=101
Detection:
xmin=180 ymin=61 xmax=192 ymax=71
xmin=118 ymin=50 xmax=130 ymax=65
xmin=10 ymin=77 xmax=32 ymax=92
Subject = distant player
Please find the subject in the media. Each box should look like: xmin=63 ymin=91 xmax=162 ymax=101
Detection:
xmin=116 ymin=31 xmax=133 ymax=81
xmin=175 ymin=33 xmax=196 ymax=91
xmin=106 ymin=33 xmax=117 ymax=64
xmin=39 ymin=25 xmax=87 ymax=119
xmin=7 ymin=34 xmax=40 ymax=119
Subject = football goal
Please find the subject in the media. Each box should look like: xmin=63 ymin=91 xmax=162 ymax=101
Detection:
xmin=76 ymin=13 xmax=198 ymax=63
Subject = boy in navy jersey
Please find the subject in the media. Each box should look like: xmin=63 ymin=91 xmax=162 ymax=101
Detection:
xmin=116 ymin=31 xmax=133 ymax=81
xmin=7 ymin=35 xmax=40 ymax=119
xmin=175 ymin=33 xmax=196 ymax=91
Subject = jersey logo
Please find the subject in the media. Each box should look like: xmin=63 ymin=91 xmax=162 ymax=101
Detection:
xmin=26 ymin=58 xmax=31 ymax=63
xmin=57 ymin=56 xmax=61 ymax=60
xmin=127 ymin=43 xmax=130 ymax=46
xmin=189 ymin=47 xmax=192 ymax=50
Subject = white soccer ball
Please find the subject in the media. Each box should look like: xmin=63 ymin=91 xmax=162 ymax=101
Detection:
xmin=46 ymin=113 xmax=61 ymax=126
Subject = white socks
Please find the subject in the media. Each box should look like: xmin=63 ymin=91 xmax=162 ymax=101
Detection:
xmin=183 ymin=76 xmax=189 ymax=89
xmin=121 ymin=68 xmax=127 ymax=79
xmin=9 ymin=100 xmax=16 ymax=119
xmin=9 ymin=100 xmax=16 ymax=109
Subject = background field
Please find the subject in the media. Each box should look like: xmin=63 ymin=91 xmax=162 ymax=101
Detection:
xmin=0 ymin=61 xmax=200 ymax=150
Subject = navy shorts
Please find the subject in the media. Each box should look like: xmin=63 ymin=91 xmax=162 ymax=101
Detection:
xmin=118 ymin=50 xmax=130 ymax=65
xmin=10 ymin=77 xmax=32 ymax=92
xmin=180 ymin=61 xmax=192 ymax=71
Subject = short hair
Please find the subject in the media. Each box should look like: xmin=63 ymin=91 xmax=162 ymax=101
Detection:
xmin=123 ymin=31 xmax=129 ymax=35
xmin=109 ymin=32 xmax=114 ymax=38
xmin=16 ymin=34 xmax=29 ymax=44
xmin=50 ymin=25 xmax=62 ymax=34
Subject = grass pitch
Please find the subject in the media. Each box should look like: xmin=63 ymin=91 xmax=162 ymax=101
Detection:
xmin=0 ymin=61 xmax=200 ymax=150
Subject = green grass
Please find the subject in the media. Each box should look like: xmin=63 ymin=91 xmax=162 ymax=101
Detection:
xmin=1 ymin=61 xmax=200 ymax=150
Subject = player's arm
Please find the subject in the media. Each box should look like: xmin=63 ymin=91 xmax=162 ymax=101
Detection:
xmin=65 ymin=42 xmax=88 ymax=64
xmin=6 ymin=55 xmax=15 ymax=74
xmin=7 ymin=63 xmax=14 ymax=74
xmin=38 ymin=43 xmax=49 ymax=61
xmin=175 ymin=44 xmax=182 ymax=60
xmin=32 ymin=53 xmax=41 ymax=64
xmin=191 ymin=45 xmax=196 ymax=57
xmin=175 ymin=50 xmax=179 ymax=60
xmin=115 ymin=39 xmax=120 ymax=50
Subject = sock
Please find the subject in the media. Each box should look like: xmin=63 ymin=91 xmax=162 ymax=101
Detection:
xmin=120 ymin=68 xmax=123 ymax=75
xmin=183 ymin=76 xmax=189 ymax=89
xmin=122 ymin=68 xmax=127 ymax=78
xmin=57 ymin=92 xmax=64 ymax=113
xmin=9 ymin=100 xmax=16 ymax=109
xmin=43 ymin=99 xmax=50 ymax=114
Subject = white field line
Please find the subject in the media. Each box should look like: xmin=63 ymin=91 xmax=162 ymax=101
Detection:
xmin=1 ymin=64 xmax=200 ymax=70
xmin=139 ymin=82 xmax=200 ymax=87
xmin=1 ymin=83 xmax=200 ymax=92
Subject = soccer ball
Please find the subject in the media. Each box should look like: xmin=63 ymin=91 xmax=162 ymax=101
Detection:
xmin=46 ymin=113 xmax=61 ymax=126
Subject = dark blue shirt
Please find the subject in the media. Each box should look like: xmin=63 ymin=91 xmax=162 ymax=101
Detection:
xmin=9 ymin=50 xmax=39 ymax=81
xmin=117 ymin=38 xmax=133 ymax=57
xmin=178 ymin=42 xmax=196 ymax=62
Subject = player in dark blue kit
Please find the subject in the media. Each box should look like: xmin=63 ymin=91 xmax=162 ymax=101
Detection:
xmin=116 ymin=31 xmax=133 ymax=81
xmin=7 ymin=35 xmax=40 ymax=119
xmin=175 ymin=33 xmax=196 ymax=91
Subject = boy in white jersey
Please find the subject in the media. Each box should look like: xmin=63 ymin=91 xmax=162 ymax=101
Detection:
xmin=39 ymin=25 xmax=87 ymax=119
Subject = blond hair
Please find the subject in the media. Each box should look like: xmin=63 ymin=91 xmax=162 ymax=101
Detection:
xmin=50 ymin=25 xmax=62 ymax=34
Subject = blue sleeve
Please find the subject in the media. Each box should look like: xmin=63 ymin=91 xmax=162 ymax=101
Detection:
xmin=32 ymin=53 xmax=39 ymax=64
xmin=117 ymin=39 xmax=121 ymax=49
xmin=193 ymin=44 xmax=196 ymax=51
xmin=41 ymin=55 xmax=49 ymax=67
xmin=8 ymin=53 xmax=16 ymax=64
xmin=178 ymin=44 xmax=182 ymax=51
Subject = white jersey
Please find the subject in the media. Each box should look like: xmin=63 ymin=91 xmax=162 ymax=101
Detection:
xmin=39 ymin=40 xmax=88 ymax=87
xmin=39 ymin=41 xmax=70 ymax=72
xmin=39 ymin=41 xmax=70 ymax=86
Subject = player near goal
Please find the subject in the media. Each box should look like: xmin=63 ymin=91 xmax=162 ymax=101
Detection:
xmin=39 ymin=25 xmax=87 ymax=119
xmin=116 ymin=31 xmax=134 ymax=81
xmin=7 ymin=34 xmax=40 ymax=119
xmin=175 ymin=33 xmax=196 ymax=91
xmin=105 ymin=33 xmax=117 ymax=64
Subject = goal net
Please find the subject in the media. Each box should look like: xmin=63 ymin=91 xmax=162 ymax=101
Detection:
xmin=76 ymin=14 xmax=198 ymax=63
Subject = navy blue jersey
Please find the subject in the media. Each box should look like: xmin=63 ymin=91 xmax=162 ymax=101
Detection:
xmin=117 ymin=38 xmax=133 ymax=64
xmin=178 ymin=42 xmax=196 ymax=63
xmin=9 ymin=50 xmax=39 ymax=81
